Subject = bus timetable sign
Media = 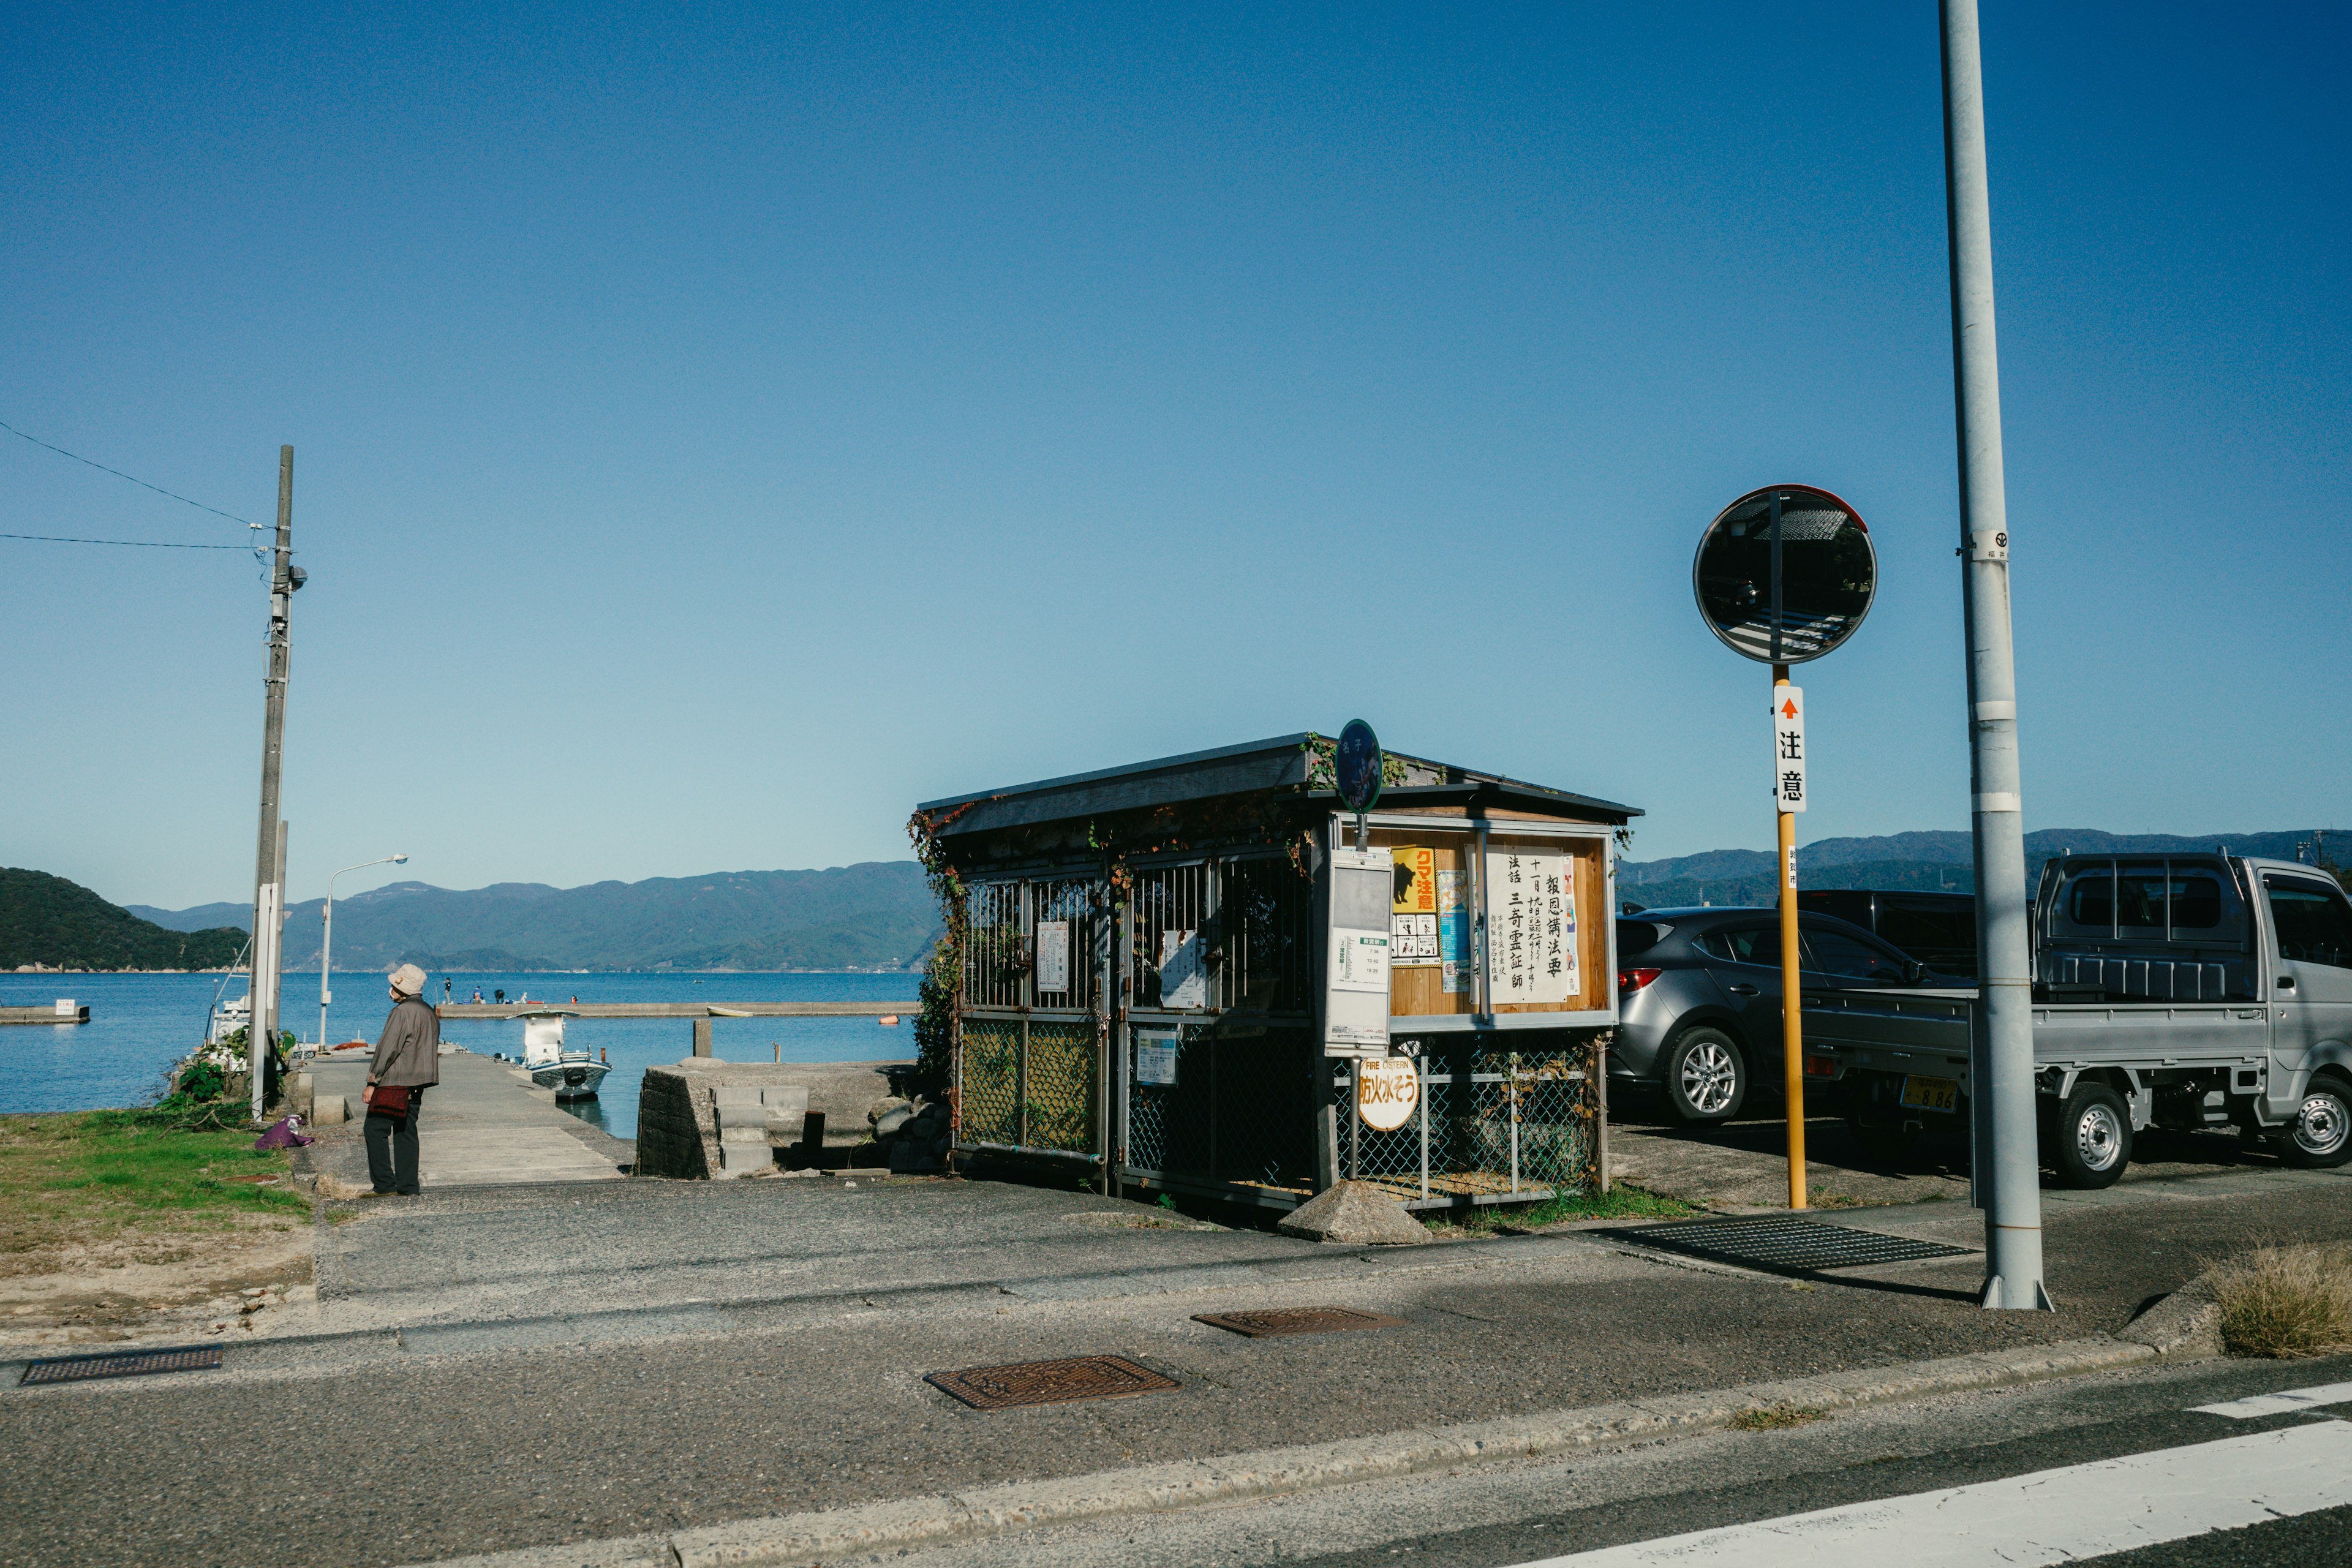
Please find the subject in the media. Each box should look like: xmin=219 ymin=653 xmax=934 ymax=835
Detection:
xmin=1692 ymin=485 xmax=1876 ymax=665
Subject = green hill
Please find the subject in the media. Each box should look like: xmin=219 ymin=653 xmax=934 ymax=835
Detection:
xmin=132 ymin=861 xmax=942 ymax=972
xmin=1 ymin=868 xmax=246 ymax=971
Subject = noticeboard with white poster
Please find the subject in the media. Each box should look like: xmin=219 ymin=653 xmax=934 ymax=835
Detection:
xmin=1357 ymin=822 xmax=1611 ymax=1022
xmin=1485 ymin=848 xmax=1577 ymax=1006
xmin=1034 ymin=920 xmax=1070 ymax=995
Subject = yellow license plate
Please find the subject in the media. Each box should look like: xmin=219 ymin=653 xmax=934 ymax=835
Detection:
xmin=1900 ymin=1075 xmax=1960 ymax=1112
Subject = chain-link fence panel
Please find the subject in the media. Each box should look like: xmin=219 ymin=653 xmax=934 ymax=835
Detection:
xmin=960 ymin=1016 xmax=1021 ymax=1145
xmin=1339 ymin=1032 xmax=1602 ymax=1206
xmin=1023 ymin=1019 xmax=1097 ymax=1154
xmin=1125 ymin=1020 xmax=1316 ymax=1198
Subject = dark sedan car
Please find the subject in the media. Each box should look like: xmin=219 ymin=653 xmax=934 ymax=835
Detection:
xmin=1613 ymin=906 xmax=1952 ymax=1121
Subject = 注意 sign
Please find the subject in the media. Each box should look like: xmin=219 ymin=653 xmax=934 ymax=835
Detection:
xmin=1773 ymin=687 xmax=1806 ymax=813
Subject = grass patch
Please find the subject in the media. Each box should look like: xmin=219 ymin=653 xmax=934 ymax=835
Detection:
xmin=1423 ymin=1183 xmax=1699 ymax=1236
xmin=0 ymin=1110 xmax=306 ymax=1275
xmin=2210 ymin=1243 xmax=2352 ymax=1359
xmin=1729 ymin=1404 xmax=1825 ymax=1431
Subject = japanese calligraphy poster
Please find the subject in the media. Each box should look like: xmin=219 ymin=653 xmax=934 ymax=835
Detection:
xmin=1484 ymin=850 xmax=1578 ymax=1006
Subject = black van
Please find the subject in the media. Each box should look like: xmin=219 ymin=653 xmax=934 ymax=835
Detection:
xmin=1795 ymin=889 xmax=1975 ymax=977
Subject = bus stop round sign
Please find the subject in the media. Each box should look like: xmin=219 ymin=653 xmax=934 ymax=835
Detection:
xmin=1693 ymin=484 xmax=1877 ymax=665
xmin=1357 ymin=1056 xmax=1419 ymax=1131
xmin=1334 ymin=719 xmax=1383 ymax=813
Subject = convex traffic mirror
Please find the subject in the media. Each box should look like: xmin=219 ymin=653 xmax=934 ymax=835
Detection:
xmin=1692 ymin=485 xmax=1876 ymax=664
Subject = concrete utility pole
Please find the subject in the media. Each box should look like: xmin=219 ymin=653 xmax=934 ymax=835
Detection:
xmin=1939 ymin=0 xmax=2051 ymax=1310
xmin=249 ymin=446 xmax=298 ymax=1121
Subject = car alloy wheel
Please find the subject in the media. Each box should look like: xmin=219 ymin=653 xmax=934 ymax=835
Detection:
xmin=1681 ymin=1040 xmax=1740 ymax=1117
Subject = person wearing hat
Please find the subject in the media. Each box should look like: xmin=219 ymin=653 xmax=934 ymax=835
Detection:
xmin=364 ymin=963 xmax=440 ymax=1195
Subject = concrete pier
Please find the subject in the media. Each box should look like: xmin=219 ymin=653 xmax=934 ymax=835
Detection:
xmin=307 ymin=1050 xmax=627 ymax=1188
xmin=0 ymin=1004 xmax=87 ymax=1025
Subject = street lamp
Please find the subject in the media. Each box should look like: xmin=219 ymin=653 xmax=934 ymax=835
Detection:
xmin=321 ymin=854 xmax=409 ymax=1047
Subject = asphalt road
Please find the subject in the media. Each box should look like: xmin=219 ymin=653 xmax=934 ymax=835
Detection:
xmin=888 ymin=1354 xmax=2352 ymax=1568
xmin=2 ymin=1170 xmax=2346 ymax=1567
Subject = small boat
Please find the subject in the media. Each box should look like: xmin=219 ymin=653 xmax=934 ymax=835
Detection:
xmin=516 ymin=1008 xmax=608 ymax=1099
xmin=206 ymin=991 xmax=251 ymax=1048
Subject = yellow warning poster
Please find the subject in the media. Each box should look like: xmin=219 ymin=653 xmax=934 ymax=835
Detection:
xmin=1390 ymin=846 xmax=1439 ymax=968
xmin=1390 ymin=846 xmax=1435 ymax=913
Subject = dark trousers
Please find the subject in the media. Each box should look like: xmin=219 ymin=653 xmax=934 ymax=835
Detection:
xmin=364 ymin=1087 xmax=426 ymax=1194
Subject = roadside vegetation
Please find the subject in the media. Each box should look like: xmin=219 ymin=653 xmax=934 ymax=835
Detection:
xmin=2211 ymin=1243 xmax=2352 ymax=1359
xmin=1423 ymin=1182 xmax=1698 ymax=1237
xmin=0 ymin=1109 xmax=306 ymax=1277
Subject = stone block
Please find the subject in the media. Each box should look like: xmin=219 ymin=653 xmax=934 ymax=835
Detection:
xmin=1277 ymin=1180 xmax=1431 ymax=1245
xmin=718 ymin=1141 xmax=773 ymax=1177
xmin=310 ymin=1095 xmax=348 ymax=1127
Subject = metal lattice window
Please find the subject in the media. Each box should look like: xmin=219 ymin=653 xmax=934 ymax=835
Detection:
xmin=963 ymin=876 xmax=1102 ymax=1010
xmin=965 ymin=881 xmax=1028 ymax=1009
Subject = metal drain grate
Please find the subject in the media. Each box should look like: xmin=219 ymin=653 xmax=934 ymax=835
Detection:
xmin=1615 ymin=1217 xmax=1972 ymax=1274
xmin=925 ymin=1355 xmax=1178 ymax=1411
xmin=20 ymin=1343 xmax=225 ymax=1386
xmin=1193 ymin=1306 xmax=1407 ymax=1338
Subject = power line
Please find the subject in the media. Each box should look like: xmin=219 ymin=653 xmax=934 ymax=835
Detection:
xmin=0 ymin=530 xmax=249 ymax=549
xmin=0 ymin=418 xmax=259 ymax=528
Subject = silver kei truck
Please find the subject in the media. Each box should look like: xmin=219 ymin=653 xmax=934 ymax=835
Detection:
xmin=1801 ymin=853 xmax=2352 ymax=1188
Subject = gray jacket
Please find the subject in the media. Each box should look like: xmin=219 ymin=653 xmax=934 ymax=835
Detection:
xmin=369 ymin=997 xmax=442 ymax=1088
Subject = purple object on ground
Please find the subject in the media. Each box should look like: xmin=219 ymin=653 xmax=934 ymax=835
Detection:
xmin=254 ymin=1116 xmax=312 ymax=1150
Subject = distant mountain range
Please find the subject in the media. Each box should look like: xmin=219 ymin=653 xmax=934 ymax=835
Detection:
xmin=1616 ymin=827 xmax=2348 ymax=910
xmin=3 ymin=868 xmax=246 ymax=971
xmin=51 ymin=825 xmax=2350 ymax=974
xmin=127 ymin=862 xmax=941 ymax=972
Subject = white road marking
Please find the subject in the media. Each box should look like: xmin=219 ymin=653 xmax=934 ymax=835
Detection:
xmin=1503 ymin=1421 xmax=2352 ymax=1567
xmin=2192 ymin=1379 xmax=2352 ymax=1420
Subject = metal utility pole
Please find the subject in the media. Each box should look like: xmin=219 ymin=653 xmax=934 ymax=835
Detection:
xmin=250 ymin=446 xmax=298 ymax=1121
xmin=1940 ymin=0 xmax=2051 ymax=1310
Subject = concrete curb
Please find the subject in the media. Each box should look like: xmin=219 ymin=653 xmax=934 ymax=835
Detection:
xmin=405 ymin=1333 xmax=2166 ymax=1568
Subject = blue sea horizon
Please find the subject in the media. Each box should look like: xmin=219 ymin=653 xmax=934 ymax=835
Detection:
xmin=0 ymin=970 xmax=921 ymax=1139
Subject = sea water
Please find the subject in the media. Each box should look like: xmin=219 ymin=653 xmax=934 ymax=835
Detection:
xmin=0 ymin=970 xmax=920 ymax=1139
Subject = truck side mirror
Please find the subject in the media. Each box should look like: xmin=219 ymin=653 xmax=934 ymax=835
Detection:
xmin=1903 ymin=960 xmax=1927 ymax=985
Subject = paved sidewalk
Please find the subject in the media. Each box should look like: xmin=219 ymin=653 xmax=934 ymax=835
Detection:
xmin=4 ymin=1166 xmax=2346 ymax=1568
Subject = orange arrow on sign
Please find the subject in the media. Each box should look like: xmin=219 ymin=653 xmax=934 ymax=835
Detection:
xmin=1779 ymin=698 xmax=1799 ymax=719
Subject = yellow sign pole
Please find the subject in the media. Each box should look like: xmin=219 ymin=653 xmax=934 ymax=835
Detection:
xmin=1776 ymin=663 xmax=1806 ymax=1211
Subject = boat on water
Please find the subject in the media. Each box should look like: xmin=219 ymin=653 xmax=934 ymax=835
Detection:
xmin=517 ymin=1008 xmax=608 ymax=1099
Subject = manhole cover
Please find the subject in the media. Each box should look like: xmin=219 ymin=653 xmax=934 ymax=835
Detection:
xmin=20 ymin=1343 xmax=225 ymax=1386
xmin=1614 ymin=1217 xmax=1972 ymax=1274
xmin=925 ymin=1355 xmax=1178 ymax=1411
xmin=1193 ymin=1306 xmax=1407 ymax=1338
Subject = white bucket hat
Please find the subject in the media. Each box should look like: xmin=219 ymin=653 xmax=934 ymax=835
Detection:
xmin=388 ymin=963 xmax=427 ymax=998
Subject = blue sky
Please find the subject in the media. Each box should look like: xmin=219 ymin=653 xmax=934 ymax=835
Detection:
xmin=3 ymin=2 xmax=2346 ymax=909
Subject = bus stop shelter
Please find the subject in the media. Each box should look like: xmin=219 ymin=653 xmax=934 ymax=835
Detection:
xmin=910 ymin=733 xmax=1640 ymax=1213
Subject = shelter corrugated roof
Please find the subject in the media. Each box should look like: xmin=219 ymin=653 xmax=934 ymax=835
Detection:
xmin=918 ymin=733 xmax=1640 ymax=839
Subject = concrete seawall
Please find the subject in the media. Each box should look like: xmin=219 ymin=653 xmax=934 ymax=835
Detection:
xmin=635 ymin=1059 xmax=914 ymax=1178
